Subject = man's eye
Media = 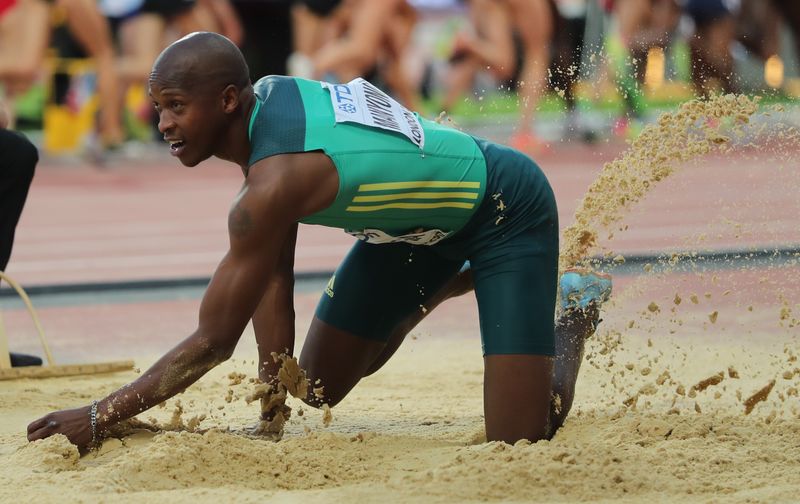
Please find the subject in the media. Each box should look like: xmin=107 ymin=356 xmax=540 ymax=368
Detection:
xmin=171 ymin=102 xmax=184 ymax=111
xmin=153 ymin=102 xmax=161 ymax=112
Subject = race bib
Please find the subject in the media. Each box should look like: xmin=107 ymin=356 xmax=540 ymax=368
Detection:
xmin=346 ymin=228 xmax=450 ymax=246
xmin=322 ymin=78 xmax=425 ymax=150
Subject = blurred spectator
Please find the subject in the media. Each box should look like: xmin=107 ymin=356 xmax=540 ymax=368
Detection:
xmin=0 ymin=0 xmax=124 ymax=147
xmin=288 ymin=0 xmax=343 ymax=78
xmin=737 ymin=0 xmax=800 ymax=77
xmin=440 ymin=0 xmax=556 ymax=154
xmin=440 ymin=0 xmax=516 ymax=114
xmin=768 ymin=0 xmax=800 ymax=66
xmin=505 ymin=0 xmax=556 ymax=155
xmin=231 ymin=0 xmax=293 ymax=80
xmin=685 ymin=0 xmax=739 ymax=96
xmin=288 ymin=0 xmax=421 ymax=109
xmin=100 ymin=0 xmax=242 ymax=137
xmin=0 ymin=98 xmax=41 ymax=367
xmin=606 ymin=0 xmax=681 ymax=135
xmin=550 ymin=0 xmax=589 ymax=139
xmin=198 ymin=0 xmax=244 ymax=46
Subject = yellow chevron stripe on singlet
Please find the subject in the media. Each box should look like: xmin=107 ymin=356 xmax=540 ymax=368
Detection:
xmin=346 ymin=202 xmax=475 ymax=212
xmin=357 ymin=181 xmax=481 ymax=191
xmin=352 ymin=192 xmax=479 ymax=203
xmin=348 ymin=181 xmax=481 ymax=212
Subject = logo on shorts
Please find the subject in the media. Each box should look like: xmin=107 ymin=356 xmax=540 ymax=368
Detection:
xmin=325 ymin=274 xmax=336 ymax=298
xmin=345 ymin=228 xmax=451 ymax=246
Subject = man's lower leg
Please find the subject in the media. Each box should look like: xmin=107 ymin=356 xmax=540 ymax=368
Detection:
xmin=550 ymin=270 xmax=612 ymax=431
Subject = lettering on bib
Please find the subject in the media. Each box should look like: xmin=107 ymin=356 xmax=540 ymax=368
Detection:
xmin=346 ymin=228 xmax=450 ymax=246
xmin=322 ymin=78 xmax=425 ymax=149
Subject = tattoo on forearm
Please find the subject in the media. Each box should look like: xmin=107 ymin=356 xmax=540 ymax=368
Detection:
xmin=229 ymin=202 xmax=253 ymax=238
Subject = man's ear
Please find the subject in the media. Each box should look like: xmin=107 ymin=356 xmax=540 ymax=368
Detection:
xmin=221 ymin=84 xmax=240 ymax=114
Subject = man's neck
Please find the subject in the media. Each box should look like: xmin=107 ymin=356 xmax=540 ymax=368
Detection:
xmin=215 ymin=89 xmax=256 ymax=172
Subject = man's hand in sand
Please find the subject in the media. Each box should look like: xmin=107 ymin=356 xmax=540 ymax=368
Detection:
xmin=27 ymin=405 xmax=95 ymax=454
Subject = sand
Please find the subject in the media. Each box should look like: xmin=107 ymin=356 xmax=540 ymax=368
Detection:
xmin=559 ymin=94 xmax=798 ymax=271
xmin=2 ymin=310 xmax=798 ymax=502
xmin=2 ymin=95 xmax=799 ymax=501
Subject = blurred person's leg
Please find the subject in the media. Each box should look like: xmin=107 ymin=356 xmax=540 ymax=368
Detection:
xmin=737 ymin=0 xmax=782 ymax=60
xmin=0 ymin=0 xmax=49 ymax=97
xmin=441 ymin=0 xmax=515 ymax=113
xmin=231 ymin=0 xmax=293 ymax=79
xmin=506 ymin=0 xmax=554 ymax=154
xmin=196 ymin=0 xmax=243 ymax=46
xmin=311 ymin=0 xmax=405 ymax=80
xmin=686 ymin=0 xmax=737 ymax=95
xmin=549 ymin=2 xmax=588 ymax=139
xmin=379 ymin=0 xmax=419 ymax=109
xmin=288 ymin=1 xmax=336 ymax=77
xmin=116 ymin=13 xmax=166 ymax=84
xmin=59 ymin=0 xmax=125 ymax=146
xmin=0 ymin=126 xmax=41 ymax=367
xmin=608 ymin=0 xmax=680 ymax=137
xmin=0 ymin=128 xmax=36 ymax=273
xmin=771 ymin=0 xmax=800 ymax=65
xmin=608 ymin=0 xmax=650 ymax=122
xmin=454 ymin=0 xmax=516 ymax=79
xmin=115 ymin=12 xmax=165 ymax=134
xmin=167 ymin=0 xmax=217 ymax=36
xmin=441 ymin=58 xmax=480 ymax=113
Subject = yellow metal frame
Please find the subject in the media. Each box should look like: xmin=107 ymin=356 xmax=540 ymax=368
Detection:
xmin=0 ymin=271 xmax=134 ymax=380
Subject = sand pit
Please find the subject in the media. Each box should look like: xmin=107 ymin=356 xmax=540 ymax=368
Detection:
xmin=2 ymin=95 xmax=799 ymax=501
xmin=2 ymin=305 xmax=799 ymax=502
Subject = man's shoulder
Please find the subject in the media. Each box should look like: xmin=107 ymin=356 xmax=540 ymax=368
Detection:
xmin=253 ymin=74 xmax=297 ymax=94
xmin=248 ymin=76 xmax=308 ymax=167
xmin=253 ymin=75 xmax=324 ymax=99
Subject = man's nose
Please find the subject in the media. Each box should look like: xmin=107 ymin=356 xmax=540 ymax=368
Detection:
xmin=157 ymin=111 xmax=175 ymax=134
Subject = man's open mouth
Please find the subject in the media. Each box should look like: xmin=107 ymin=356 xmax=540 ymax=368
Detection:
xmin=169 ymin=140 xmax=186 ymax=156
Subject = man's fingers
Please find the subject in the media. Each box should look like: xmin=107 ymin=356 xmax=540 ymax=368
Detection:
xmin=27 ymin=416 xmax=59 ymax=441
xmin=27 ymin=425 xmax=51 ymax=442
xmin=27 ymin=416 xmax=48 ymax=435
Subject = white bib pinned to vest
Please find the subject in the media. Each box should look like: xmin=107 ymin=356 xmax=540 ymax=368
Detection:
xmin=322 ymin=78 xmax=425 ymax=150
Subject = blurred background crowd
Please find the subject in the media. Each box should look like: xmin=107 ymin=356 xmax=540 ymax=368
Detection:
xmin=1 ymin=0 xmax=798 ymax=160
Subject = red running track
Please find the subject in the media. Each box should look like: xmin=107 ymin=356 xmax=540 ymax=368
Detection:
xmin=6 ymin=142 xmax=799 ymax=287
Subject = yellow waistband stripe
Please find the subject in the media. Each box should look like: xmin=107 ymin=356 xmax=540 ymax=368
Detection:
xmin=346 ymin=202 xmax=475 ymax=212
xmin=352 ymin=191 xmax=479 ymax=203
xmin=357 ymin=181 xmax=481 ymax=191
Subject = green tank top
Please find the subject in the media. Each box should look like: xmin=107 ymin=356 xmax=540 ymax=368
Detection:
xmin=248 ymin=76 xmax=487 ymax=245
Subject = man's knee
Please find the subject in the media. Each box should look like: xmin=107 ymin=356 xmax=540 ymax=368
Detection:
xmin=298 ymin=317 xmax=386 ymax=408
xmin=296 ymin=358 xmax=348 ymax=409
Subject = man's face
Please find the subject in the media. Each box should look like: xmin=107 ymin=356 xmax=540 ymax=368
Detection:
xmin=149 ymin=82 xmax=225 ymax=167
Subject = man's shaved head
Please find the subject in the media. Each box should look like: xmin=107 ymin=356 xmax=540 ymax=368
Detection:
xmin=148 ymin=32 xmax=256 ymax=168
xmin=150 ymin=32 xmax=250 ymax=92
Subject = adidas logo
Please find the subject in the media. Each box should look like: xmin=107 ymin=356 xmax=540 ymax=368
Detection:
xmin=325 ymin=274 xmax=335 ymax=298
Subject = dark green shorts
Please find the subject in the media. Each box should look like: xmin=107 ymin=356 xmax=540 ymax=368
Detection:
xmin=315 ymin=138 xmax=559 ymax=355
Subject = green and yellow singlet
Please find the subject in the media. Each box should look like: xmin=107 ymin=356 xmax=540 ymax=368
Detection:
xmin=247 ymin=76 xmax=487 ymax=246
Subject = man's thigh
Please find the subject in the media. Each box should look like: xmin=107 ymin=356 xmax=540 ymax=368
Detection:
xmin=472 ymin=222 xmax=558 ymax=357
xmin=300 ymin=240 xmax=463 ymax=405
xmin=314 ymin=240 xmax=463 ymax=343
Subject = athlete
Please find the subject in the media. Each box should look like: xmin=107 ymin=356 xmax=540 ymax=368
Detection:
xmin=27 ymin=32 xmax=611 ymax=452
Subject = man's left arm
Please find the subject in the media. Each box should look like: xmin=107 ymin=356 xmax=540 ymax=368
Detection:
xmin=252 ymin=222 xmax=298 ymax=384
